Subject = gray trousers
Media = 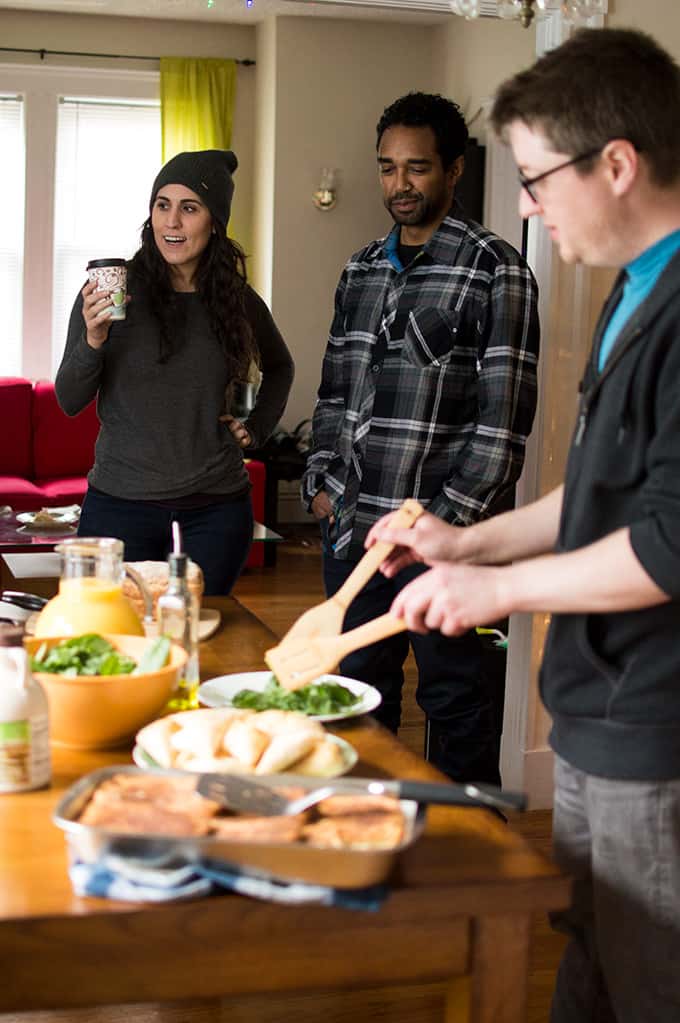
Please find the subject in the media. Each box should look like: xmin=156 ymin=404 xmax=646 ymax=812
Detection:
xmin=550 ymin=755 xmax=680 ymax=1023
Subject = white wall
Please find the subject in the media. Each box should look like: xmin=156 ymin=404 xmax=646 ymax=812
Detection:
xmin=266 ymin=15 xmax=437 ymax=428
xmin=432 ymin=14 xmax=535 ymax=142
xmin=609 ymin=0 xmax=680 ymax=41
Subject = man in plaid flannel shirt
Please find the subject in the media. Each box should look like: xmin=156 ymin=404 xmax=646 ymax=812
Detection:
xmin=301 ymin=92 xmax=539 ymax=784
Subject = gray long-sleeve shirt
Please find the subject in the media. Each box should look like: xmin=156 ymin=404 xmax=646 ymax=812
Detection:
xmin=56 ymin=282 xmax=294 ymax=501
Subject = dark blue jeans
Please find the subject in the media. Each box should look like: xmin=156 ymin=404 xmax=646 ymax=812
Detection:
xmin=79 ymin=488 xmax=253 ymax=595
xmin=323 ymin=549 xmax=501 ymax=785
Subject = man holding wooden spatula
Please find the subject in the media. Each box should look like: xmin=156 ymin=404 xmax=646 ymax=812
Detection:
xmin=301 ymin=92 xmax=540 ymax=786
xmin=370 ymin=29 xmax=680 ymax=1023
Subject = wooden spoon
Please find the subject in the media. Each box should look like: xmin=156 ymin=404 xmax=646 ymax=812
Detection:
xmin=280 ymin=499 xmax=423 ymax=644
xmin=265 ymin=612 xmax=407 ymax=691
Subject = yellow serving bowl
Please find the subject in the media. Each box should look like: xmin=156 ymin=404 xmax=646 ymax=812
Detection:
xmin=24 ymin=634 xmax=188 ymax=750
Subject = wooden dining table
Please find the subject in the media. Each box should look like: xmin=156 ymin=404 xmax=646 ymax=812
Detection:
xmin=0 ymin=596 xmax=570 ymax=1023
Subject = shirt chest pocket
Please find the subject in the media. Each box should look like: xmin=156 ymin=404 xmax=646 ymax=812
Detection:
xmin=402 ymin=307 xmax=465 ymax=369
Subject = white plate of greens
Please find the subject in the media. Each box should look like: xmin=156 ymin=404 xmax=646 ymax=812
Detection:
xmin=197 ymin=671 xmax=382 ymax=723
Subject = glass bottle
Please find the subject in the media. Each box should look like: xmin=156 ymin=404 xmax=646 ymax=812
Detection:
xmin=0 ymin=623 xmax=51 ymax=793
xmin=34 ymin=537 xmax=144 ymax=638
xmin=158 ymin=553 xmax=200 ymax=711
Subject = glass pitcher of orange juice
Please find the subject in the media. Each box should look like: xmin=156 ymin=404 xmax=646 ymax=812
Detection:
xmin=34 ymin=537 xmax=147 ymax=637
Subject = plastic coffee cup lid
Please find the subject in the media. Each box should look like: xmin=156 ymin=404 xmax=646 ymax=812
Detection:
xmin=87 ymin=258 xmax=126 ymax=269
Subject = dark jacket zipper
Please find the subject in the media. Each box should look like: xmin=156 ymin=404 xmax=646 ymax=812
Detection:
xmin=574 ymin=324 xmax=645 ymax=446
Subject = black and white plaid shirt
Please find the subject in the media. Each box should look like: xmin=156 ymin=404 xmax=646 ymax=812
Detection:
xmin=302 ymin=209 xmax=540 ymax=560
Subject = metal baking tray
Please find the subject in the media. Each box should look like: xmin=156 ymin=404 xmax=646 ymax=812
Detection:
xmin=53 ymin=765 xmax=426 ymax=889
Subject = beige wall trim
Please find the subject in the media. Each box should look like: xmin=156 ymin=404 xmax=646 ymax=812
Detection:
xmin=522 ymin=747 xmax=556 ymax=810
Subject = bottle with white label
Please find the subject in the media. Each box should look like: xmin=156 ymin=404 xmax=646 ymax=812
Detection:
xmin=158 ymin=553 xmax=200 ymax=711
xmin=0 ymin=623 xmax=51 ymax=793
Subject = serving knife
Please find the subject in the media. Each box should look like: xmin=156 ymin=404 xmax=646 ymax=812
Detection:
xmin=197 ymin=772 xmax=527 ymax=817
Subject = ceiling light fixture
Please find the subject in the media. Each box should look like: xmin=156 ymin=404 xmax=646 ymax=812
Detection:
xmin=450 ymin=0 xmax=606 ymax=28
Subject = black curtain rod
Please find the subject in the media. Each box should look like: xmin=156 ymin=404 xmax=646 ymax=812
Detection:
xmin=0 ymin=46 xmax=255 ymax=66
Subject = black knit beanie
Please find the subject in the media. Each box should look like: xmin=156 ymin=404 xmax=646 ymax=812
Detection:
xmin=150 ymin=149 xmax=238 ymax=227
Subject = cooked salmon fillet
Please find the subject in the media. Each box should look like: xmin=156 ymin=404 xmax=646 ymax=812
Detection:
xmin=81 ymin=773 xmax=220 ymax=831
xmin=315 ymin=794 xmax=401 ymax=817
xmin=78 ymin=773 xmax=407 ymax=850
xmin=210 ymin=814 xmax=305 ymax=843
xmin=79 ymin=799 xmax=213 ymax=836
xmin=302 ymin=811 xmax=405 ymax=850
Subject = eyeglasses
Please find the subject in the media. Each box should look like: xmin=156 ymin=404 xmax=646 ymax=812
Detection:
xmin=518 ymin=148 xmax=602 ymax=203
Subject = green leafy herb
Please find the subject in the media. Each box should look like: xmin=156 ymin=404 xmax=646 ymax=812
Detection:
xmin=30 ymin=634 xmax=137 ymax=677
xmin=133 ymin=635 xmax=171 ymax=675
xmin=232 ymin=675 xmax=361 ymax=715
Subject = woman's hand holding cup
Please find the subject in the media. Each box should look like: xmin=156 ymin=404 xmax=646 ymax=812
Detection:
xmin=81 ymin=280 xmax=118 ymax=349
xmin=82 ymin=258 xmax=128 ymax=349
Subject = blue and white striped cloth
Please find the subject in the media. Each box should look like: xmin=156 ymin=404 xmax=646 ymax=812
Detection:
xmin=69 ymin=853 xmax=387 ymax=910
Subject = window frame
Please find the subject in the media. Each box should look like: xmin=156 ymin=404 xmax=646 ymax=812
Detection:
xmin=0 ymin=62 xmax=159 ymax=379
xmin=0 ymin=90 xmax=26 ymax=376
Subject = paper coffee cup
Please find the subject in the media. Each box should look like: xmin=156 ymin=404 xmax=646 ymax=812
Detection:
xmin=87 ymin=258 xmax=127 ymax=321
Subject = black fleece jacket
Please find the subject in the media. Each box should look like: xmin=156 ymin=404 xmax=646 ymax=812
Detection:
xmin=541 ymin=249 xmax=680 ymax=781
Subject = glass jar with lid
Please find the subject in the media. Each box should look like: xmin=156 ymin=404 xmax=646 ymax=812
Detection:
xmin=34 ymin=537 xmax=147 ymax=637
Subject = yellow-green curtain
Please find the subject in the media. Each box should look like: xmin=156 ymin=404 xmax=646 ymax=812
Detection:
xmin=160 ymin=57 xmax=237 ymax=162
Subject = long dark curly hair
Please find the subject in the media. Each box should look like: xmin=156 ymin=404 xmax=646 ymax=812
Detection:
xmin=128 ymin=218 xmax=258 ymax=380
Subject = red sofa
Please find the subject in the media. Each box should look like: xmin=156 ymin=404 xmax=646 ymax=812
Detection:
xmin=0 ymin=377 xmax=99 ymax=510
xmin=0 ymin=377 xmax=266 ymax=568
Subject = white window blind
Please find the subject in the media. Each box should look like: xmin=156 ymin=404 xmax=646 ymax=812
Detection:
xmin=1 ymin=95 xmax=25 ymax=376
xmin=52 ymin=97 xmax=161 ymax=371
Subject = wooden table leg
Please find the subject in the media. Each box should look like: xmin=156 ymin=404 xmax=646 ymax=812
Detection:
xmin=445 ymin=914 xmax=531 ymax=1023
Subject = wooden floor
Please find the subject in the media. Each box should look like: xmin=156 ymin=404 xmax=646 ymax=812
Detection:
xmin=235 ymin=525 xmax=567 ymax=1023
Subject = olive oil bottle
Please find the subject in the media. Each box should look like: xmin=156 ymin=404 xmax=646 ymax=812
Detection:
xmin=158 ymin=552 xmax=200 ymax=711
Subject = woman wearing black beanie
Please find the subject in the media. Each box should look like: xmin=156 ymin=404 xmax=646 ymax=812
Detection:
xmin=55 ymin=149 xmax=294 ymax=594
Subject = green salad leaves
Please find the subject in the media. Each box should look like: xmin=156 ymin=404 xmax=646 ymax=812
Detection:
xmin=31 ymin=634 xmax=137 ymax=677
xmin=232 ymin=675 xmax=361 ymax=715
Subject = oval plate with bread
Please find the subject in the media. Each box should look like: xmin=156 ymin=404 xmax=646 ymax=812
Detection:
xmin=134 ymin=707 xmax=357 ymax=778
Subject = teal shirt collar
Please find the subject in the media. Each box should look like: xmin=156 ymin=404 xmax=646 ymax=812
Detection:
xmin=626 ymin=228 xmax=680 ymax=286
xmin=597 ymin=228 xmax=680 ymax=372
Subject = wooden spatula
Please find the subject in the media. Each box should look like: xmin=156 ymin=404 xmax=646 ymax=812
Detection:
xmin=265 ymin=612 xmax=407 ymax=691
xmin=280 ymin=498 xmax=424 ymax=644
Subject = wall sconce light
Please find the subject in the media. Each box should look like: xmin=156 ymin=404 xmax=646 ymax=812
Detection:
xmin=313 ymin=168 xmax=337 ymax=211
